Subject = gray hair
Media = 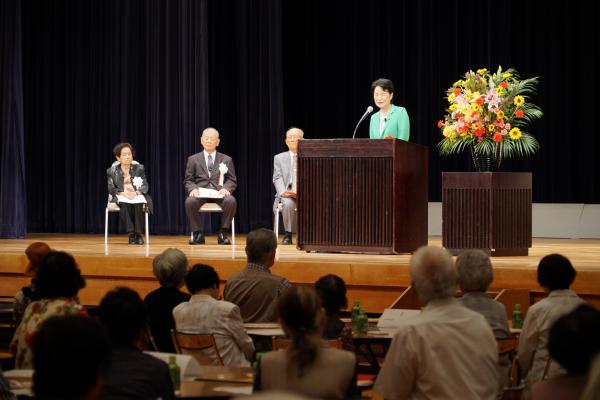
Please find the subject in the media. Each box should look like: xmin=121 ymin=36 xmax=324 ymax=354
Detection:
xmin=201 ymin=127 xmax=219 ymax=138
xmin=152 ymin=248 xmax=188 ymax=287
xmin=245 ymin=228 xmax=277 ymax=264
xmin=410 ymin=246 xmax=456 ymax=303
xmin=456 ymin=250 xmax=493 ymax=292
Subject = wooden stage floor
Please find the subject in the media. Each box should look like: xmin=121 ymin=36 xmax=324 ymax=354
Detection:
xmin=1 ymin=234 xmax=600 ymax=311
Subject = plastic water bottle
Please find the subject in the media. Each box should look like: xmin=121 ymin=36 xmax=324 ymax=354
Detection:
xmin=168 ymin=355 xmax=181 ymax=391
xmin=356 ymin=309 xmax=369 ymax=336
xmin=511 ymin=304 xmax=524 ymax=329
xmin=351 ymin=300 xmax=361 ymax=334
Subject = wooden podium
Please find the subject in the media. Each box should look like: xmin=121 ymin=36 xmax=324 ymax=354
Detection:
xmin=442 ymin=172 xmax=532 ymax=256
xmin=296 ymin=139 xmax=428 ymax=254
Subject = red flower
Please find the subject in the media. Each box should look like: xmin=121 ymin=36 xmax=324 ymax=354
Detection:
xmin=493 ymin=133 xmax=502 ymax=142
xmin=453 ymin=88 xmax=461 ymax=95
xmin=384 ymin=135 xmax=394 ymax=140
xmin=437 ymin=120 xmax=444 ymax=128
xmin=515 ymin=109 xmax=524 ymax=118
xmin=459 ymin=125 xmax=469 ymax=133
xmin=500 ymin=81 xmax=508 ymax=88
xmin=476 ymin=97 xmax=484 ymax=106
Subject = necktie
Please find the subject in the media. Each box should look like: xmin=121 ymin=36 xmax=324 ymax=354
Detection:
xmin=291 ymin=154 xmax=298 ymax=193
xmin=207 ymin=154 xmax=214 ymax=176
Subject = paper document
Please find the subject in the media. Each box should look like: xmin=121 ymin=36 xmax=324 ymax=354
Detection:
xmin=116 ymin=194 xmax=147 ymax=204
xmin=197 ymin=188 xmax=224 ymax=198
xmin=377 ymin=308 xmax=421 ymax=329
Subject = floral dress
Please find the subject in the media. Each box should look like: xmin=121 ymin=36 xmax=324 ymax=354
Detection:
xmin=10 ymin=298 xmax=87 ymax=369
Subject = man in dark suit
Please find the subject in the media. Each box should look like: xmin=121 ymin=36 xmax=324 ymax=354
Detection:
xmin=184 ymin=127 xmax=237 ymax=245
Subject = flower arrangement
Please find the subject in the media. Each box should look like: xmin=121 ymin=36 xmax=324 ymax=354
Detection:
xmin=437 ymin=66 xmax=543 ymax=169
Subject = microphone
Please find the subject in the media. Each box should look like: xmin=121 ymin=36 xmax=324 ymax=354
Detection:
xmin=352 ymin=106 xmax=373 ymax=139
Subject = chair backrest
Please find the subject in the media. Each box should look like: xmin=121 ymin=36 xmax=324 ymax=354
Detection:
xmin=271 ymin=337 xmax=343 ymax=350
xmin=497 ymin=337 xmax=521 ymax=389
xmin=170 ymin=330 xmax=224 ymax=366
xmin=388 ymin=286 xmax=422 ymax=309
xmin=494 ymin=288 xmax=531 ymax=319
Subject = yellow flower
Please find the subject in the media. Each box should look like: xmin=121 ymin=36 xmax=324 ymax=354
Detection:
xmin=495 ymin=86 xmax=504 ymax=95
xmin=443 ymin=125 xmax=457 ymax=139
xmin=503 ymin=72 xmax=512 ymax=78
xmin=453 ymin=79 xmax=463 ymax=86
xmin=509 ymin=127 xmax=522 ymax=140
xmin=449 ymin=104 xmax=457 ymax=111
xmin=488 ymin=124 xmax=495 ymax=132
xmin=448 ymin=93 xmax=456 ymax=103
xmin=496 ymin=110 xmax=505 ymax=120
xmin=514 ymin=95 xmax=525 ymax=106
xmin=477 ymin=68 xmax=488 ymax=74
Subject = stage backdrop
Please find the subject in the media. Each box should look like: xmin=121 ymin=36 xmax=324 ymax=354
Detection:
xmin=0 ymin=0 xmax=599 ymax=237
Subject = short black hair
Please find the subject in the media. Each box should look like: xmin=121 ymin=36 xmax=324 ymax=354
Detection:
xmin=113 ymin=142 xmax=134 ymax=158
xmin=35 ymin=251 xmax=86 ymax=299
xmin=99 ymin=287 xmax=147 ymax=346
xmin=245 ymin=228 xmax=277 ymax=264
xmin=537 ymin=253 xmax=576 ymax=291
xmin=371 ymin=78 xmax=395 ymax=95
xmin=314 ymin=274 xmax=348 ymax=315
xmin=33 ymin=315 xmax=110 ymax=400
xmin=185 ymin=264 xmax=220 ymax=294
xmin=548 ymin=304 xmax=600 ymax=374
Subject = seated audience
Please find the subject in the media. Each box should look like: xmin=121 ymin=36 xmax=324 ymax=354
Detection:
xmin=374 ymin=246 xmax=499 ymax=400
xmin=254 ymin=286 xmax=357 ymax=399
xmin=99 ymin=287 xmax=174 ymax=400
xmin=173 ymin=264 xmax=255 ymax=366
xmin=10 ymin=251 xmax=87 ymax=369
xmin=531 ymin=304 xmax=600 ymax=400
xmin=144 ymin=248 xmax=191 ymax=352
xmin=13 ymin=242 xmax=51 ymax=326
xmin=224 ymin=228 xmax=291 ymax=322
xmin=314 ymin=274 xmax=353 ymax=350
xmin=456 ymin=250 xmax=510 ymax=338
xmin=518 ymin=254 xmax=585 ymax=390
xmin=32 ymin=315 xmax=110 ymax=400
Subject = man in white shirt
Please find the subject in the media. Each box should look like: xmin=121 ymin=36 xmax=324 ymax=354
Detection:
xmin=173 ymin=264 xmax=255 ymax=366
xmin=374 ymin=246 xmax=499 ymax=400
xmin=272 ymin=127 xmax=304 ymax=245
xmin=184 ymin=127 xmax=237 ymax=245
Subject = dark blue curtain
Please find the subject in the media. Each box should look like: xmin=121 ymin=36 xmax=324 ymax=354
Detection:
xmin=0 ymin=0 xmax=27 ymax=238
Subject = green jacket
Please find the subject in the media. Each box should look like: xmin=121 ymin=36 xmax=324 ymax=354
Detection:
xmin=369 ymin=104 xmax=410 ymax=140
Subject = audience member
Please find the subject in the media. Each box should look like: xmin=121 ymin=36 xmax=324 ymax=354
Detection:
xmin=254 ymin=286 xmax=357 ymax=399
xmin=32 ymin=315 xmax=110 ymax=400
xmin=518 ymin=254 xmax=585 ymax=390
xmin=13 ymin=242 xmax=51 ymax=327
xmin=173 ymin=264 xmax=255 ymax=366
xmin=224 ymin=228 xmax=291 ymax=322
xmin=10 ymin=251 xmax=87 ymax=368
xmin=456 ymin=250 xmax=510 ymax=338
xmin=374 ymin=246 xmax=499 ymax=400
xmin=144 ymin=248 xmax=191 ymax=352
xmin=99 ymin=287 xmax=174 ymax=400
xmin=272 ymin=127 xmax=304 ymax=245
xmin=531 ymin=304 xmax=600 ymax=400
xmin=314 ymin=274 xmax=353 ymax=350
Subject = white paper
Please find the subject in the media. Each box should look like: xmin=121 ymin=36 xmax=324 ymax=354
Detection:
xmin=197 ymin=188 xmax=224 ymax=199
xmin=377 ymin=308 xmax=421 ymax=329
xmin=116 ymin=194 xmax=147 ymax=204
xmin=3 ymin=369 xmax=33 ymax=378
xmin=213 ymin=386 xmax=253 ymax=395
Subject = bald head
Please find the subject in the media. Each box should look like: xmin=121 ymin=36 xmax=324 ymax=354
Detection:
xmin=285 ymin=127 xmax=304 ymax=153
xmin=410 ymin=246 xmax=456 ymax=304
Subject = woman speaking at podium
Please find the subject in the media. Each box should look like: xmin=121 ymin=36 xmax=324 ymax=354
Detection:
xmin=369 ymin=78 xmax=410 ymax=141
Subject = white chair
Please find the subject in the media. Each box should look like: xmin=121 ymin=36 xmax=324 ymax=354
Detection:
xmin=273 ymin=202 xmax=283 ymax=240
xmin=190 ymin=203 xmax=235 ymax=258
xmin=105 ymin=196 xmax=150 ymax=245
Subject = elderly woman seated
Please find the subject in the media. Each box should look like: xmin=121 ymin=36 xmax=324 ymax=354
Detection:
xmin=518 ymin=254 xmax=585 ymax=392
xmin=10 ymin=251 xmax=87 ymax=369
xmin=144 ymin=248 xmax=190 ymax=352
xmin=456 ymin=250 xmax=510 ymax=339
xmin=254 ymin=286 xmax=358 ymax=399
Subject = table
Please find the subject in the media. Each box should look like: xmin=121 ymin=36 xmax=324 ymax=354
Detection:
xmin=178 ymin=366 xmax=253 ymax=398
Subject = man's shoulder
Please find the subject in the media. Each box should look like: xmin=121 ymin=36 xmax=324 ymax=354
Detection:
xmin=274 ymin=151 xmax=288 ymax=160
xmin=187 ymin=152 xmax=203 ymax=162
